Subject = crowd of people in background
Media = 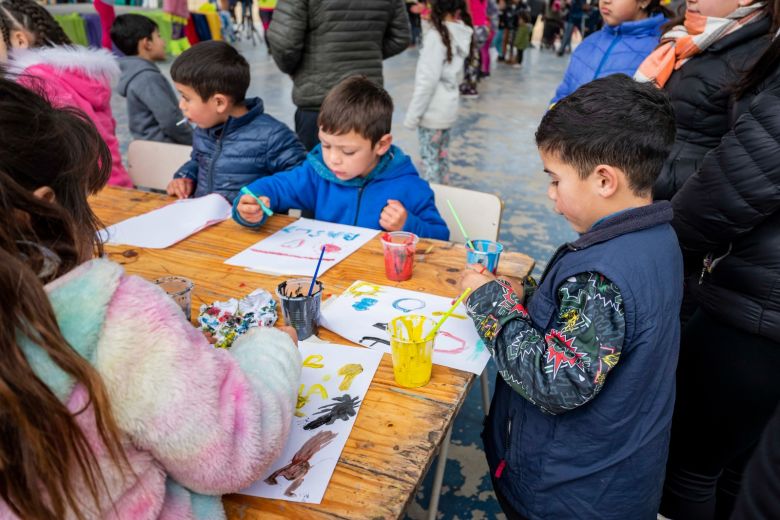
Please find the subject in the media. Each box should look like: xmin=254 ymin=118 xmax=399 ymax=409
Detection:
xmin=0 ymin=0 xmax=777 ymax=517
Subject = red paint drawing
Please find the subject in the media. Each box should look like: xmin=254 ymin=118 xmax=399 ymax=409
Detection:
xmin=251 ymin=249 xmax=336 ymax=261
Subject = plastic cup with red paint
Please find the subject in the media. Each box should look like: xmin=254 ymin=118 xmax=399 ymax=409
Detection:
xmin=381 ymin=231 xmax=419 ymax=281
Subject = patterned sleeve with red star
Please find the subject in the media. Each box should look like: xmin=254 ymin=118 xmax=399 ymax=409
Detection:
xmin=465 ymin=272 xmax=626 ymax=415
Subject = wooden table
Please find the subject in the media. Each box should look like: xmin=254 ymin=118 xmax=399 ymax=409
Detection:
xmin=91 ymin=187 xmax=534 ymax=519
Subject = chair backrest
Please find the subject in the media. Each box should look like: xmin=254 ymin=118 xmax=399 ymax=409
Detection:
xmin=127 ymin=140 xmax=193 ymax=191
xmin=430 ymin=183 xmax=503 ymax=243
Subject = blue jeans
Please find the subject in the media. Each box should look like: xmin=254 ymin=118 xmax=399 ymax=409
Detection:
xmin=559 ymin=18 xmax=582 ymax=54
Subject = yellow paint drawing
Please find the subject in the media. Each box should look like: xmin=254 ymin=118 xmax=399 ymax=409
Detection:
xmin=303 ymin=354 xmax=325 ymax=368
xmin=295 ymin=383 xmax=329 ymax=417
xmin=347 ymin=281 xmax=382 ymax=298
xmin=323 ymin=374 xmax=331 ymax=382
xmin=337 ymin=364 xmax=364 ymax=391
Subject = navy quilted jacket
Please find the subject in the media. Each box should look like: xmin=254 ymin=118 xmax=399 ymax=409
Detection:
xmin=174 ymin=97 xmax=306 ymax=201
xmin=551 ymin=14 xmax=665 ymax=104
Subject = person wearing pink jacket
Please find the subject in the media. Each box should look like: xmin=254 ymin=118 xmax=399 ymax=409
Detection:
xmin=0 ymin=76 xmax=301 ymax=519
xmin=1 ymin=0 xmax=133 ymax=188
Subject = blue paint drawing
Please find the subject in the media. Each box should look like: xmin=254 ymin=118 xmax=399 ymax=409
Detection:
xmin=470 ymin=339 xmax=487 ymax=361
xmin=282 ymin=225 xmax=361 ymax=241
xmin=391 ymin=298 xmax=426 ymax=313
xmin=353 ymin=297 xmax=378 ymax=311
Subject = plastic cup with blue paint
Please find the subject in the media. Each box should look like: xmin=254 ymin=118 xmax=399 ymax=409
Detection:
xmin=381 ymin=231 xmax=419 ymax=281
xmin=277 ymin=278 xmax=323 ymax=340
xmin=466 ymin=240 xmax=504 ymax=274
xmin=387 ymin=314 xmax=437 ymax=388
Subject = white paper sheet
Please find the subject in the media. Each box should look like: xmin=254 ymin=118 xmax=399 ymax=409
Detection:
xmin=320 ymin=281 xmax=490 ymax=375
xmin=225 ymin=218 xmax=378 ymax=276
xmin=99 ymin=194 xmax=231 ymax=248
xmin=239 ymin=340 xmax=382 ymax=504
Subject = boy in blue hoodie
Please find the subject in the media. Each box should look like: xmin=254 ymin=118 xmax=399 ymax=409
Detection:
xmin=167 ymin=41 xmax=306 ymax=201
xmin=460 ymin=75 xmax=682 ymax=518
xmin=233 ymin=76 xmax=449 ymax=241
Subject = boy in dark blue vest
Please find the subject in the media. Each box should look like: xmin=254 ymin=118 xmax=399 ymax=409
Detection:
xmin=460 ymin=74 xmax=683 ymax=519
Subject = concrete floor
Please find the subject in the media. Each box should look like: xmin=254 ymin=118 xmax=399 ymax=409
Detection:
xmin=110 ymin=37 xmax=574 ymax=519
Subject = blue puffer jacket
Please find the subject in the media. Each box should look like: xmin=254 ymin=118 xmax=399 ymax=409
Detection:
xmin=174 ymin=97 xmax=306 ymax=201
xmin=551 ymin=14 xmax=665 ymax=104
xmin=232 ymin=144 xmax=450 ymax=240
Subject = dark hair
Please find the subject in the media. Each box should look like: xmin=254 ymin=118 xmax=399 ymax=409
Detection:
xmin=0 ymin=0 xmax=71 ymax=47
xmin=430 ymin=0 xmax=465 ymax=63
xmin=0 ymin=8 xmax=11 ymax=48
xmin=0 ymin=78 xmax=111 ymax=260
xmin=318 ymin=76 xmax=394 ymax=145
xmin=536 ymin=74 xmax=676 ymax=196
xmin=0 ymin=79 xmax=126 ymax=520
xmin=643 ymin=0 xmax=672 ymax=19
xmin=110 ymin=14 xmax=158 ymax=56
xmin=170 ymin=41 xmax=250 ymax=103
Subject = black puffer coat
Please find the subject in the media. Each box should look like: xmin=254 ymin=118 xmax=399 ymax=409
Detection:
xmin=672 ymin=66 xmax=780 ymax=343
xmin=655 ymin=17 xmax=772 ymax=200
xmin=267 ymin=0 xmax=410 ymax=111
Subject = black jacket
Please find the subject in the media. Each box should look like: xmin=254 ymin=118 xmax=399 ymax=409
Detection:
xmin=672 ymin=66 xmax=780 ymax=343
xmin=656 ymin=17 xmax=772 ymax=200
xmin=266 ymin=0 xmax=410 ymax=111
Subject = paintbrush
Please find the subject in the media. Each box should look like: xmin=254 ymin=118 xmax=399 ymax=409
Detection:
xmin=176 ymin=117 xmax=188 ymax=126
xmin=308 ymin=245 xmax=326 ymax=296
xmin=425 ymin=287 xmax=472 ymax=341
xmin=240 ymin=186 xmax=274 ymax=217
xmin=446 ymin=200 xmax=475 ymax=250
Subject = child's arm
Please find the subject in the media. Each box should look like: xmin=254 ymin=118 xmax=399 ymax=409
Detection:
xmin=97 ymin=274 xmax=301 ymax=494
xmin=463 ymin=271 xmax=625 ymax=415
xmin=232 ymin=162 xmax=317 ymax=228
xmin=396 ymin=179 xmax=450 ymax=240
xmin=168 ymin=150 xmax=199 ymax=198
xmin=134 ymin=72 xmax=192 ymax=145
xmin=403 ymin=28 xmax=446 ymax=130
xmin=264 ymin=125 xmax=307 ymax=174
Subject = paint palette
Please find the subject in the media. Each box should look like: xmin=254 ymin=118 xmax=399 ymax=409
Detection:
xmin=238 ymin=340 xmax=381 ymax=504
xmin=320 ymin=281 xmax=491 ymax=375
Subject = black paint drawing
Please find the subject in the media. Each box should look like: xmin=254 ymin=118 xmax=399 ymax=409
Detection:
xmin=303 ymin=394 xmax=361 ymax=431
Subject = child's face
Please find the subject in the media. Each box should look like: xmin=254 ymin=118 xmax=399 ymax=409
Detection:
xmin=174 ymin=83 xmax=225 ymax=128
xmin=686 ymin=0 xmax=740 ymax=18
xmin=598 ymin=0 xmax=649 ymax=25
xmin=319 ymin=130 xmax=392 ymax=180
xmin=541 ymin=150 xmax=603 ymax=234
xmin=143 ymin=29 xmax=167 ymax=61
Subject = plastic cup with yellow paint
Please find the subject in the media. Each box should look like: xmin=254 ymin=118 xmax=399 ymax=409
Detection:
xmin=387 ymin=314 xmax=438 ymax=388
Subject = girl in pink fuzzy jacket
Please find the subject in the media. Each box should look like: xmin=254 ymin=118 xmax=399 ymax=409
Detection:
xmin=0 ymin=0 xmax=133 ymax=188
xmin=0 ymin=77 xmax=301 ymax=520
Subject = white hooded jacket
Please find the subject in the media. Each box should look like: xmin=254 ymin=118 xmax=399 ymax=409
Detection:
xmin=404 ymin=21 xmax=473 ymax=130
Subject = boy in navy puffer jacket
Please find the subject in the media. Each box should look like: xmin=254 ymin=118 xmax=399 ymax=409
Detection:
xmin=550 ymin=0 xmax=669 ymax=104
xmin=233 ymin=76 xmax=449 ymax=241
xmin=167 ymin=42 xmax=305 ymax=201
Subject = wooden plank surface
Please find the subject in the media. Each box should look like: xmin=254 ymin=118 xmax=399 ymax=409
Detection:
xmin=90 ymin=187 xmax=534 ymax=519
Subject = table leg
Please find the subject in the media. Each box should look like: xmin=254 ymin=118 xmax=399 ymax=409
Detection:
xmin=427 ymin=425 xmax=452 ymax=520
xmin=480 ymin=369 xmax=491 ymax=416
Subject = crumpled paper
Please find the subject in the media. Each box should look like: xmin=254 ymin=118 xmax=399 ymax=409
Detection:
xmin=197 ymin=289 xmax=277 ymax=349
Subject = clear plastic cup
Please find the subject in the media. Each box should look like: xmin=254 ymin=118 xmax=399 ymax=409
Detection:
xmin=381 ymin=231 xmax=419 ymax=281
xmin=276 ymin=278 xmax=323 ymax=340
xmin=466 ymin=240 xmax=504 ymax=274
xmin=153 ymin=276 xmax=194 ymax=321
xmin=387 ymin=314 xmax=438 ymax=388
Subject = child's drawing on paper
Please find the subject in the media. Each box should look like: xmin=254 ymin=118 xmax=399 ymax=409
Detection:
xmin=225 ymin=218 xmax=378 ymax=276
xmin=238 ymin=341 xmax=382 ymax=504
xmin=264 ymin=430 xmax=338 ymax=497
xmin=320 ymin=281 xmax=492 ymax=375
xmin=303 ymin=394 xmax=361 ymax=430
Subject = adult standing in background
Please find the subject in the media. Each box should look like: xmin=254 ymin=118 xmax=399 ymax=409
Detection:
xmin=267 ymin=0 xmax=411 ymax=150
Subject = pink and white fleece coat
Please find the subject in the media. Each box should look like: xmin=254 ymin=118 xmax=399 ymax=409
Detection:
xmin=9 ymin=46 xmax=133 ymax=188
xmin=2 ymin=259 xmax=301 ymax=519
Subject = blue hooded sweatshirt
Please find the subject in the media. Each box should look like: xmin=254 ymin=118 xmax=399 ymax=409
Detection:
xmin=173 ymin=97 xmax=306 ymax=202
xmin=232 ymin=144 xmax=450 ymax=241
xmin=551 ymin=14 xmax=666 ymax=104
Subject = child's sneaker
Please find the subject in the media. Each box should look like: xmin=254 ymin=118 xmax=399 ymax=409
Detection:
xmin=461 ymin=87 xmax=479 ymax=99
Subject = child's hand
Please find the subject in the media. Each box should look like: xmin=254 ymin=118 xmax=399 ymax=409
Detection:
xmin=278 ymin=325 xmax=299 ymax=346
xmin=459 ymin=263 xmax=497 ymax=294
xmin=380 ymin=199 xmax=408 ymax=231
xmin=167 ymin=178 xmax=194 ymax=199
xmin=236 ymin=194 xmax=271 ymax=224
